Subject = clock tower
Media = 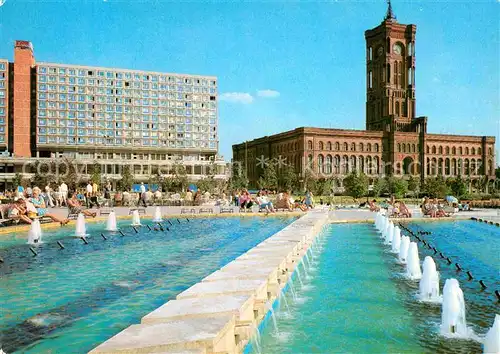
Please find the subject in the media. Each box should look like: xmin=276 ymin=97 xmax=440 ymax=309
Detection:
xmin=364 ymin=1 xmax=417 ymax=132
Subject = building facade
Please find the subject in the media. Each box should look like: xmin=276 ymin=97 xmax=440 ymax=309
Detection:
xmin=233 ymin=5 xmax=496 ymax=190
xmin=0 ymin=41 xmax=228 ymax=189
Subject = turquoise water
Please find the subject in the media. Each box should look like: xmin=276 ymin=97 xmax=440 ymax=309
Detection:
xmin=0 ymin=216 xmax=295 ymax=353
xmin=255 ymin=222 xmax=496 ymax=353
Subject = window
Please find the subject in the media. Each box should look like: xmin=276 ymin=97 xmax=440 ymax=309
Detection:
xmin=465 ymin=147 xmax=469 ymax=155
xmin=318 ymin=155 xmax=324 ymax=174
xmin=386 ymin=64 xmax=391 ymax=83
xmin=307 ymin=141 xmax=313 ymax=150
xmin=319 ymin=141 xmax=324 ymax=150
xmin=408 ymin=68 xmax=413 ymax=85
xmin=452 ymin=146 xmax=456 ymax=155
xmin=374 ymin=143 xmax=379 ymax=152
xmin=335 ymin=142 xmax=340 ymax=151
xmin=369 ymin=71 xmax=373 ymax=89
xmin=471 ymin=147 xmax=476 ymax=155
xmin=327 ymin=142 xmax=332 ymax=151
xmin=368 ymin=47 xmax=373 ymax=61
xmin=367 ymin=143 xmax=372 ymax=152
xmin=343 ymin=142 xmax=348 ymax=151
xmin=359 ymin=143 xmax=364 ymax=152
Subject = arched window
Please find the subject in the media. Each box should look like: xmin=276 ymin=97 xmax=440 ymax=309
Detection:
xmin=367 ymin=143 xmax=372 ymax=152
xmin=327 ymin=142 xmax=332 ymax=151
xmin=366 ymin=156 xmax=372 ymax=174
xmin=374 ymin=156 xmax=380 ymax=174
xmin=431 ymin=158 xmax=437 ymax=175
xmin=318 ymin=154 xmax=324 ymax=174
xmin=426 ymin=146 xmax=430 ymax=154
xmin=369 ymin=71 xmax=373 ymax=89
xmin=452 ymin=147 xmax=456 ymax=155
xmin=458 ymin=159 xmax=463 ymax=175
xmin=451 ymin=159 xmax=457 ymax=175
xmin=350 ymin=156 xmax=357 ymax=172
xmin=399 ymin=61 xmax=404 ymax=87
xmin=386 ymin=63 xmax=391 ymax=83
xmin=408 ymin=67 xmax=413 ymax=85
xmin=398 ymin=143 xmax=402 ymax=153
xmin=325 ymin=155 xmax=332 ymax=174
xmin=465 ymin=147 xmax=469 ymax=155
xmin=351 ymin=143 xmax=356 ymax=151
xmin=412 ymin=144 xmax=416 ymax=153
xmin=402 ymin=143 xmax=406 ymax=153
xmin=358 ymin=156 xmax=364 ymax=173
xmin=335 ymin=142 xmax=340 ymax=151
xmin=438 ymin=158 xmax=443 ymax=175
xmin=445 ymin=158 xmax=450 ymax=175
xmin=394 ymin=61 xmax=398 ymax=86
xmin=307 ymin=141 xmax=313 ymax=150
xmin=334 ymin=155 xmax=340 ymax=174
xmin=395 ymin=101 xmax=400 ymax=116
xmin=471 ymin=159 xmax=476 ymax=175
xmin=308 ymin=154 xmax=313 ymax=168
xmin=374 ymin=143 xmax=379 ymax=152
xmin=343 ymin=142 xmax=348 ymax=151
xmin=464 ymin=159 xmax=470 ymax=175
xmin=432 ymin=146 xmax=436 ymax=154
xmin=477 ymin=159 xmax=482 ymax=174
xmin=488 ymin=148 xmax=492 ymax=155
xmin=402 ymin=102 xmax=407 ymax=117
xmin=489 ymin=159 xmax=494 ymax=175
xmin=359 ymin=143 xmax=364 ymax=152
xmin=368 ymin=47 xmax=373 ymax=61
xmin=342 ymin=156 xmax=349 ymax=174
xmin=319 ymin=141 xmax=324 ymax=150
xmin=471 ymin=147 xmax=475 ymax=155
xmin=446 ymin=146 xmax=450 ymax=155
xmin=478 ymin=147 xmax=482 ymax=155
xmin=295 ymin=142 xmax=298 ymax=150
xmin=426 ymin=158 xmax=430 ymax=175
xmin=439 ymin=146 xmax=443 ymax=154
xmin=459 ymin=147 xmax=463 ymax=155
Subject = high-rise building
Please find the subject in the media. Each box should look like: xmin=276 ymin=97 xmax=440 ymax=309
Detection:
xmin=232 ymin=3 xmax=496 ymax=190
xmin=0 ymin=41 xmax=228 ymax=189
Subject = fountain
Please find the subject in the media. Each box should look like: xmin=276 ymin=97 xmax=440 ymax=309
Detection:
xmin=385 ymin=222 xmax=394 ymax=245
xmin=105 ymin=211 xmax=118 ymax=232
xmin=406 ymin=242 xmax=422 ymax=280
xmin=484 ymin=314 xmax=499 ymax=354
xmin=27 ymin=219 xmax=43 ymax=245
xmin=131 ymin=210 xmax=141 ymax=226
xmin=441 ymin=278 xmax=469 ymax=338
xmin=288 ymin=277 xmax=298 ymax=301
xmin=399 ymin=235 xmax=410 ymax=263
xmin=391 ymin=226 xmax=401 ymax=253
xmin=383 ymin=220 xmax=391 ymax=239
xmin=281 ymin=293 xmax=290 ymax=313
xmin=75 ymin=214 xmax=87 ymax=237
xmin=296 ymin=266 xmax=304 ymax=286
xmin=418 ymin=256 xmax=441 ymax=302
xmin=152 ymin=207 xmax=163 ymax=222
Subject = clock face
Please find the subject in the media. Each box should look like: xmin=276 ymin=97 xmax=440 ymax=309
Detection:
xmin=393 ymin=43 xmax=402 ymax=55
xmin=377 ymin=46 xmax=384 ymax=57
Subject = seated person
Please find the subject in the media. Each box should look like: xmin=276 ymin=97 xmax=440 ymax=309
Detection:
xmin=256 ymin=191 xmax=276 ymax=213
xmin=368 ymin=199 xmax=380 ymax=212
xmin=67 ymin=192 xmax=97 ymax=218
xmin=398 ymin=201 xmax=412 ymax=218
xmin=239 ymin=190 xmax=253 ymax=211
xmin=114 ymin=191 xmax=123 ymax=206
xmin=7 ymin=199 xmax=32 ymax=224
xmin=274 ymin=192 xmax=292 ymax=211
xmin=30 ymin=187 xmax=69 ymax=225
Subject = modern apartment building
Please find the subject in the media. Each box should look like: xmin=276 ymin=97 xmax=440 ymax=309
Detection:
xmin=0 ymin=40 xmax=228 ymax=189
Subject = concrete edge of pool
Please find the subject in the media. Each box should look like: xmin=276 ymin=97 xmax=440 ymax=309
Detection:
xmin=88 ymin=210 xmax=330 ymax=354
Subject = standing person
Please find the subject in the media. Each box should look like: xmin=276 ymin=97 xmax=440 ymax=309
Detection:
xmin=16 ymin=184 xmax=25 ymax=199
xmin=304 ymin=190 xmax=314 ymax=209
xmin=44 ymin=184 xmax=55 ymax=207
xmin=104 ymin=182 xmax=111 ymax=206
xmin=185 ymin=189 xmax=193 ymax=204
xmin=59 ymin=181 xmax=68 ymax=206
xmin=86 ymin=182 xmax=93 ymax=207
xmin=138 ymin=182 xmax=147 ymax=207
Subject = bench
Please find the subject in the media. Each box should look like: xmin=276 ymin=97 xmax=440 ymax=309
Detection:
xmin=199 ymin=208 xmax=214 ymax=214
xmin=220 ymin=207 xmax=234 ymax=214
xmin=99 ymin=208 xmax=113 ymax=216
xmin=180 ymin=208 xmax=196 ymax=214
xmin=128 ymin=208 xmax=146 ymax=215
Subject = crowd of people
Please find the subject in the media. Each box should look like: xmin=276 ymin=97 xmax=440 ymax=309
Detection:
xmin=231 ymin=189 xmax=315 ymax=214
xmin=0 ymin=181 xmax=99 ymax=226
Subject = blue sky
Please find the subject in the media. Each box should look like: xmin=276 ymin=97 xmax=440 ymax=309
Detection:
xmin=0 ymin=0 xmax=498 ymax=162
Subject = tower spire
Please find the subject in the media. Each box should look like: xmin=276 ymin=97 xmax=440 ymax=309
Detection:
xmin=385 ymin=0 xmax=396 ymax=21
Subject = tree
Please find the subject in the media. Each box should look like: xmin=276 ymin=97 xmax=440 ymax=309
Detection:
xmin=315 ymin=177 xmax=333 ymax=196
xmin=13 ymin=173 xmax=24 ymax=188
xmin=31 ymin=160 xmax=58 ymax=188
xmin=171 ymin=162 xmax=189 ymax=192
xmin=384 ymin=176 xmax=408 ymax=198
xmin=371 ymin=177 xmax=385 ymax=197
xmin=90 ymin=161 xmax=102 ymax=185
xmin=422 ymin=176 xmax=450 ymax=198
xmin=343 ymin=172 xmax=368 ymax=198
xmin=228 ymin=162 xmax=248 ymax=191
xmin=118 ymin=165 xmax=133 ymax=191
xmin=407 ymin=175 xmax=420 ymax=196
xmin=279 ymin=164 xmax=298 ymax=192
xmin=448 ymin=176 xmax=467 ymax=198
xmin=496 ymin=167 xmax=500 ymax=179
xmin=258 ymin=162 xmax=278 ymax=190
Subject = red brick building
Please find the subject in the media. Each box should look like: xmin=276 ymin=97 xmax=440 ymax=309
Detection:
xmin=232 ymin=4 xmax=496 ymax=190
